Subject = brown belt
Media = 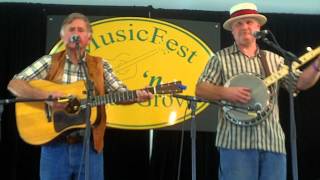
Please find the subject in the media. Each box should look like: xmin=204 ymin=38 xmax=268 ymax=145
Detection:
xmin=55 ymin=135 xmax=84 ymax=144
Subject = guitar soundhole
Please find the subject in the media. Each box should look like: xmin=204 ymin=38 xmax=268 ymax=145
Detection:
xmin=65 ymin=97 xmax=81 ymax=114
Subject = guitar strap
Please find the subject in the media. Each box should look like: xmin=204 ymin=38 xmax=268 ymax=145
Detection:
xmin=260 ymin=50 xmax=277 ymax=98
xmin=259 ymin=50 xmax=271 ymax=77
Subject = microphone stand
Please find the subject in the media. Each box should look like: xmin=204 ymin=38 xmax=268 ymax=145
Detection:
xmin=75 ymin=42 xmax=95 ymax=180
xmin=261 ymin=37 xmax=299 ymax=180
xmin=172 ymin=95 xmax=200 ymax=180
xmin=0 ymin=103 xmax=2 ymax=141
xmin=172 ymin=94 xmax=252 ymax=180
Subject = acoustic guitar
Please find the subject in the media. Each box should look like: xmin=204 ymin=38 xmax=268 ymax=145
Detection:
xmin=15 ymin=80 xmax=185 ymax=145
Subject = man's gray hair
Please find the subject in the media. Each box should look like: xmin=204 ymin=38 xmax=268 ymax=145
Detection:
xmin=60 ymin=12 xmax=92 ymax=37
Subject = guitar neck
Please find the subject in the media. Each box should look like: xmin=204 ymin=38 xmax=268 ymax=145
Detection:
xmin=264 ymin=46 xmax=320 ymax=87
xmin=90 ymin=87 xmax=155 ymax=106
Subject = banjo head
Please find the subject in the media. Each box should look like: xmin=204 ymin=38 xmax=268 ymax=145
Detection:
xmin=223 ymin=73 xmax=273 ymax=126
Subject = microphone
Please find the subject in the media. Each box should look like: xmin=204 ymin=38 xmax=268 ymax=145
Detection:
xmin=252 ymin=30 xmax=269 ymax=39
xmin=69 ymin=34 xmax=80 ymax=43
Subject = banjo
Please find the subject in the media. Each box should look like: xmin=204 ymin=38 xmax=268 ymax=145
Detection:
xmin=223 ymin=46 xmax=320 ymax=126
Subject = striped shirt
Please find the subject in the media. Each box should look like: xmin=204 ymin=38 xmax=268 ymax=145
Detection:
xmin=13 ymin=54 xmax=127 ymax=93
xmin=198 ymin=43 xmax=300 ymax=154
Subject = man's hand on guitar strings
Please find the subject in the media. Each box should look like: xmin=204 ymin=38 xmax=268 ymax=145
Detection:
xmin=224 ymin=87 xmax=252 ymax=104
xmin=45 ymin=91 xmax=68 ymax=110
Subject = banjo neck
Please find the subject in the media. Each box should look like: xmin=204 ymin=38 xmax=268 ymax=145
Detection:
xmin=264 ymin=46 xmax=320 ymax=87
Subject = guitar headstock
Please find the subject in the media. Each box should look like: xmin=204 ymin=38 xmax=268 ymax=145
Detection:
xmin=154 ymin=81 xmax=186 ymax=94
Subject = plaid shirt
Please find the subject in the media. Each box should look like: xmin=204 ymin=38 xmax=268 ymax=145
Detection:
xmin=13 ymin=54 xmax=127 ymax=93
xmin=198 ymin=43 xmax=300 ymax=154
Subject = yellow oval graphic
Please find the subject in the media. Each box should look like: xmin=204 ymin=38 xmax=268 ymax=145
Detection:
xmin=50 ymin=17 xmax=213 ymax=129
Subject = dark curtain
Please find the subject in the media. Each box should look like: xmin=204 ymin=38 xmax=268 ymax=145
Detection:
xmin=1 ymin=3 xmax=320 ymax=180
xmin=0 ymin=3 xmax=46 ymax=180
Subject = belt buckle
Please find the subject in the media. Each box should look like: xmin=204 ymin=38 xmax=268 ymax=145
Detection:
xmin=65 ymin=135 xmax=83 ymax=144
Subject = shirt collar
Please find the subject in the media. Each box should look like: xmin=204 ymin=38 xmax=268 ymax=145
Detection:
xmin=65 ymin=52 xmax=87 ymax=64
xmin=230 ymin=42 xmax=262 ymax=58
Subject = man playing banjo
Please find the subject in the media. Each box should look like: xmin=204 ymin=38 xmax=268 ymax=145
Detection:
xmin=195 ymin=2 xmax=320 ymax=180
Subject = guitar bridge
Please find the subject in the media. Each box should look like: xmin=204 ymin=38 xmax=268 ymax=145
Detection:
xmin=44 ymin=104 xmax=52 ymax=122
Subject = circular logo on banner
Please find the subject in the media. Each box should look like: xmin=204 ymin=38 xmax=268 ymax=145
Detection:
xmin=50 ymin=17 xmax=213 ymax=129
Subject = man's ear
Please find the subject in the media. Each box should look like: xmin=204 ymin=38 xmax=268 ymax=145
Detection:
xmin=257 ymin=23 xmax=261 ymax=29
xmin=88 ymin=32 xmax=92 ymax=41
xmin=60 ymin=34 xmax=68 ymax=45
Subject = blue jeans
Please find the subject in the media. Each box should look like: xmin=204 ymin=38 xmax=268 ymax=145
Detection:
xmin=40 ymin=142 xmax=104 ymax=180
xmin=219 ymin=148 xmax=286 ymax=180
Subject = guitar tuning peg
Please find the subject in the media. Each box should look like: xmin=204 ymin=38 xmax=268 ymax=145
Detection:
xmin=306 ymin=47 xmax=313 ymax=52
